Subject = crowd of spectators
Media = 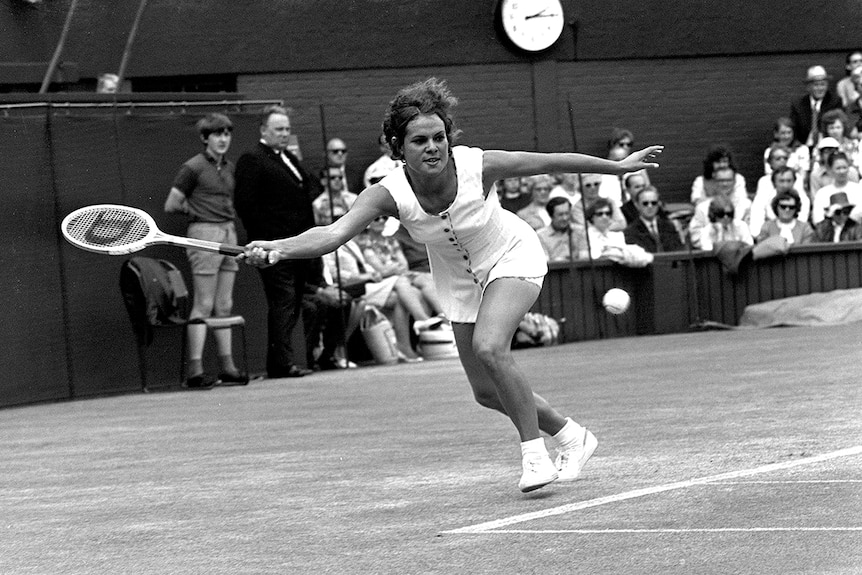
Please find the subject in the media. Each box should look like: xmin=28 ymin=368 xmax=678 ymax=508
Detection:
xmin=215 ymin=58 xmax=862 ymax=375
xmin=502 ymin=57 xmax=862 ymax=267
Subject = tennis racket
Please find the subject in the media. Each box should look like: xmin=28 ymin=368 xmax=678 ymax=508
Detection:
xmin=61 ymin=204 xmax=244 ymax=256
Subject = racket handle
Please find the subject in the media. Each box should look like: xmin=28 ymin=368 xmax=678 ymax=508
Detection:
xmin=220 ymin=244 xmax=245 ymax=256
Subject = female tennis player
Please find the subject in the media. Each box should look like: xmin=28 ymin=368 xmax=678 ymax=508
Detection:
xmin=243 ymin=78 xmax=663 ymax=492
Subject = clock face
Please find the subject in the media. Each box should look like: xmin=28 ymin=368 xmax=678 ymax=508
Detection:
xmin=498 ymin=0 xmax=565 ymax=53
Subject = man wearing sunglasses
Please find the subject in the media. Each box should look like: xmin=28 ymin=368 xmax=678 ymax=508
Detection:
xmin=623 ymin=186 xmax=684 ymax=253
xmin=326 ymin=137 xmax=352 ymax=192
xmin=813 ymin=192 xmax=862 ymax=243
xmin=313 ymin=166 xmax=358 ymax=225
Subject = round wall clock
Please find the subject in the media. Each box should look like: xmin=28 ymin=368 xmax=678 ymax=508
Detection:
xmin=496 ymin=0 xmax=565 ymax=53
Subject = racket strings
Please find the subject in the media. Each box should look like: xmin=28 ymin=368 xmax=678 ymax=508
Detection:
xmin=66 ymin=208 xmax=150 ymax=247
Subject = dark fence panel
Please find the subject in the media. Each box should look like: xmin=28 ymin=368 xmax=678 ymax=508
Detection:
xmin=0 ymin=111 xmax=70 ymax=405
xmin=536 ymin=244 xmax=862 ymax=343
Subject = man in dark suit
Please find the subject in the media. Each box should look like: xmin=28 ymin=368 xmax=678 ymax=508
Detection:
xmin=789 ymin=65 xmax=843 ymax=149
xmin=623 ymin=186 xmax=684 ymax=253
xmin=235 ymin=105 xmax=317 ymax=378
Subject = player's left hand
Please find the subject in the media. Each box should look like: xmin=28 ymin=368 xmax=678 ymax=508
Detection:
xmin=620 ymin=145 xmax=663 ymax=172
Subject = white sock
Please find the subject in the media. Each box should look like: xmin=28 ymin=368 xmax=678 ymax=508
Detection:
xmin=553 ymin=418 xmax=584 ymax=448
xmin=520 ymin=437 xmax=550 ymax=459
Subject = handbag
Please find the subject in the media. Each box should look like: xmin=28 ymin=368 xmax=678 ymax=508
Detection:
xmin=359 ymin=305 xmax=399 ymax=365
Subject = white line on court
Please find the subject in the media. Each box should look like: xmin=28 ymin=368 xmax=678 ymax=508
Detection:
xmin=441 ymin=445 xmax=862 ymax=535
xmin=480 ymin=527 xmax=862 ymax=534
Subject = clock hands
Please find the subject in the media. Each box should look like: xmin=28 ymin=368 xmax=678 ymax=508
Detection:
xmin=525 ymin=9 xmax=560 ymax=19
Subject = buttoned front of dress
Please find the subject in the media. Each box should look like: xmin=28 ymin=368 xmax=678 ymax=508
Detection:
xmin=379 ymin=146 xmax=547 ymax=322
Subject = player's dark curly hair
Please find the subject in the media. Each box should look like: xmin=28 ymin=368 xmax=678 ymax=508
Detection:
xmin=382 ymin=77 xmax=461 ymax=160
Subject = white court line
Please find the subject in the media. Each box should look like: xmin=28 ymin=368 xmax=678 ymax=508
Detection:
xmin=442 ymin=445 xmax=862 ymax=535
xmin=484 ymin=527 xmax=862 ymax=534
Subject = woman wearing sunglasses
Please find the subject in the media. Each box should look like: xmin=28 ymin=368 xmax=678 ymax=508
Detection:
xmin=755 ymin=190 xmax=815 ymax=245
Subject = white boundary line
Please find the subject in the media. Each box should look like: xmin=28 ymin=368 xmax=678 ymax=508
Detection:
xmin=484 ymin=527 xmax=862 ymax=534
xmin=442 ymin=445 xmax=862 ymax=535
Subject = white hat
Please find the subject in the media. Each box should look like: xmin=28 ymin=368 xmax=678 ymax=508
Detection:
xmin=805 ymin=65 xmax=831 ymax=83
xmin=817 ymin=137 xmax=841 ymax=150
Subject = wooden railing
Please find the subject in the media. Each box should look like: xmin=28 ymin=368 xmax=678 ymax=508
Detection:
xmin=534 ymin=242 xmax=862 ymax=343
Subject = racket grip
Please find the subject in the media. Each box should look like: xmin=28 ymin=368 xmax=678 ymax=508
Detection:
xmin=220 ymin=244 xmax=245 ymax=256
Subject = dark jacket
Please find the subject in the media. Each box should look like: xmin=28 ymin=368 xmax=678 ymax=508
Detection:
xmin=623 ymin=217 xmax=684 ymax=253
xmin=234 ymin=142 xmax=316 ymax=242
xmin=789 ymin=91 xmax=843 ymax=145
xmin=813 ymin=218 xmax=862 ymax=243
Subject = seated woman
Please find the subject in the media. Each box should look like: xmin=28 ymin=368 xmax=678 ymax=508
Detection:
xmin=585 ymin=198 xmax=653 ymax=266
xmin=355 ymin=217 xmax=449 ymax=350
xmin=819 ymin=109 xmax=861 ymax=171
xmin=755 ymin=190 xmax=815 ymax=245
xmin=698 ymin=195 xmax=753 ymax=251
xmin=324 ymin=237 xmax=426 ymax=362
xmin=762 ymin=116 xmax=810 ymax=180
xmin=691 ymin=144 xmax=748 ymax=206
xmin=516 ymin=174 xmax=554 ymax=230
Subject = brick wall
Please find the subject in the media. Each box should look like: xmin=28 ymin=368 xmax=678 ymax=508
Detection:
xmin=239 ymin=50 xmax=847 ymax=204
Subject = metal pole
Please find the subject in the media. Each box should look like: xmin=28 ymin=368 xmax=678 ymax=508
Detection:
xmin=39 ymin=0 xmax=79 ymax=94
xmin=116 ymin=0 xmax=149 ymax=87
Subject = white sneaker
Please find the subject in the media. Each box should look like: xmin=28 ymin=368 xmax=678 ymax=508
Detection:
xmin=555 ymin=428 xmax=598 ymax=481
xmin=519 ymin=454 xmax=559 ymax=492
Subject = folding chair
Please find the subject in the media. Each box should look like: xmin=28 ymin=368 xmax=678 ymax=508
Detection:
xmin=119 ymin=256 xmax=248 ymax=392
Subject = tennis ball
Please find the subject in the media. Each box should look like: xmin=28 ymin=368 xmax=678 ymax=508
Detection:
xmin=602 ymin=288 xmax=630 ymax=315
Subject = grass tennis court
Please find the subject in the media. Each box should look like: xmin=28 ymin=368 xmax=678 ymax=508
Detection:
xmin=2 ymin=323 xmax=860 ymax=574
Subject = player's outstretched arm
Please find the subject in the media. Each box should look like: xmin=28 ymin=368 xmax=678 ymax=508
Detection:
xmin=242 ymin=184 xmax=396 ymax=266
xmin=483 ymin=146 xmax=663 ymax=183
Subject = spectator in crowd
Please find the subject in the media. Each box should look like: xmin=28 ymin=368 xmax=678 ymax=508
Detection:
xmin=516 ymin=174 xmax=554 ymax=230
xmin=697 ymin=195 xmax=753 ymax=251
xmin=324 ymin=234 xmax=428 ymax=363
xmin=497 ymin=176 xmax=532 ymax=213
xmin=819 ymin=108 xmax=860 ymax=169
xmin=585 ymin=197 xmax=653 ymax=266
xmin=837 ymin=51 xmax=862 ymax=110
xmin=302 ymin=257 xmax=358 ymax=370
xmin=235 ymin=104 xmax=316 ymax=379
xmin=623 ymin=186 xmax=684 ymax=253
xmin=312 ymin=166 xmax=358 ymax=225
xmin=755 ymin=190 xmax=815 ymax=246
xmin=363 ymin=132 xmax=401 ymax=187
xmin=762 ymin=116 xmax=810 ymax=181
xmin=690 ymin=144 xmax=748 ymax=206
xmin=750 ymin=154 xmax=810 ymax=237
xmin=789 ymin=65 xmax=843 ymax=150
xmin=808 ymin=137 xmax=860 ymax=195
xmin=97 ymin=73 xmax=119 ymax=94
xmin=811 ymin=151 xmax=862 ymax=225
xmin=585 ymin=198 xmax=624 ymax=259
xmin=606 ymin=127 xmax=651 ymax=184
xmin=689 ymin=166 xmax=752 ymax=249
xmin=326 ymin=137 xmax=352 ymax=192
xmin=847 ymin=67 xmax=862 ymax=130
xmin=356 ymin=214 xmax=445 ymax=328
xmin=548 ymin=172 xmax=579 ymax=204
xmin=620 ymin=171 xmax=648 ymax=224
xmin=598 ymin=145 xmax=636 ymax=209
xmin=813 ymin=192 xmax=862 ymax=243
xmin=164 ymin=112 xmax=247 ymax=388
xmin=575 ymin=172 xmax=627 ymax=231
xmin=536 ymin=196 xmax=587 ymax=262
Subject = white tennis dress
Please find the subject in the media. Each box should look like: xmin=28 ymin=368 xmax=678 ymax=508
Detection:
xmin=379 ymin=146 xmax=548 ymax=323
